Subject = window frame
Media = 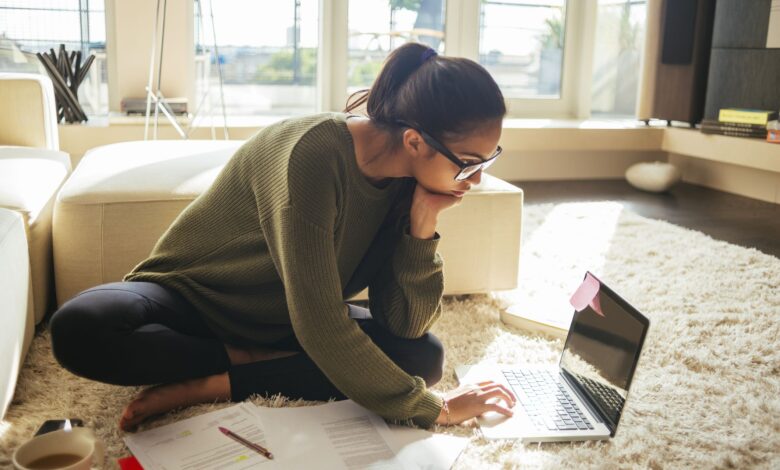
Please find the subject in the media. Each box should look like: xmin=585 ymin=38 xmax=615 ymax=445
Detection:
xmin=319 ymin=0 xmax=599 ymax=119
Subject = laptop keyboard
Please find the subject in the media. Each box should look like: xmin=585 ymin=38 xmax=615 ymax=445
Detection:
xmin=577 ymin=374 xmax=625 ymax=419
xmin=502 ymin=369 xmax=594 ymax=432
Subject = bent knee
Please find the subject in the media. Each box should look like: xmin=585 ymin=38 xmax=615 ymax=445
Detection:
xmin=49 ymin=303 xmax=104 ymax=377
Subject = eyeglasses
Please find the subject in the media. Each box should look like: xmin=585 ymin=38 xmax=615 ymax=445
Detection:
xmin=397 ymin=121 xmax=503 ymax=181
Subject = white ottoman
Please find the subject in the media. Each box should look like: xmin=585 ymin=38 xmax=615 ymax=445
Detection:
xmin=0 ymin=146 xmax=71 ymax=323
xmin=53 ymin=140 xmax=523 ymax=306
xmin=0 ymin=208 xmax=34 ymax=419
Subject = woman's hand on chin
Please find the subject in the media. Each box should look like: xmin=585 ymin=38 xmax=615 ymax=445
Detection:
xmin=409 ymin=183 xmax=462 ymax=239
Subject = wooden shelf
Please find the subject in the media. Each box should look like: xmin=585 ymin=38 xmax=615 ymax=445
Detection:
xmin=662 ymin=127 xmax=780 ymax=173
xmin=500 ymin=121 xmax=665 ymax=152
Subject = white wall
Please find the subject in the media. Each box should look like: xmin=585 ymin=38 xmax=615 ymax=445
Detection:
xmin=106 ymin=0 xmax=195 ymax=113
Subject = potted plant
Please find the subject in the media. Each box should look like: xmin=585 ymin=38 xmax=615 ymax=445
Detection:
xmin=537 ymin=15 xmax=563 ymax=96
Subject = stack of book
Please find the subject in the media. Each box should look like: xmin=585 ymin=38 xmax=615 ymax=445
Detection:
xmin=700 ymin=108 xmax=778 ymax=139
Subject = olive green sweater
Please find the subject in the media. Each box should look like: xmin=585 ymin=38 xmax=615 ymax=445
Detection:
xmin=124 ymin=113 xmax=445 ymax=427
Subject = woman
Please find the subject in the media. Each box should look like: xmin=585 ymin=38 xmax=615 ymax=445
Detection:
xmin=50 ymin=42 xmax=516 ymax=432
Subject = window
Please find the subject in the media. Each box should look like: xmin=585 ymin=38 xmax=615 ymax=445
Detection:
xmin=590 ymin=0 xmax=647 ymax=117
xmin=194 ymin=0 xmax=319 ymax=117
xmin=0 ymin=0 xmax=108 ymax=116
xmin=10 ymin=1 xmax=646 ymax=122
xmin=347 ymin=0 xmax=445 ymax=93
xmin=479 ymin=0 xmax=567 ymax=99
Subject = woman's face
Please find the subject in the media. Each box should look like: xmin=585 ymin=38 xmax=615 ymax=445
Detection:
xmin=408 ymin=120 xmax=503 ymax=197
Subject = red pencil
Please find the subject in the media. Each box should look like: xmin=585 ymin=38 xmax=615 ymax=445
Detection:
xmin=218 ymin=426 xmax=274 ymax=460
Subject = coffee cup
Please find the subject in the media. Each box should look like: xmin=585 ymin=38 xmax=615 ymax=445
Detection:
xmin=12 ymin=427 xmax=104 ymax=470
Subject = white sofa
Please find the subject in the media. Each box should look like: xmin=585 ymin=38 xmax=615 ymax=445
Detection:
xmin=53 ymin=140 xmax=524 ymax=307
xmin=0 ymin=73 xmax=71 ymax=419
xmin=0 ymin=208 xmax=33 ymax=419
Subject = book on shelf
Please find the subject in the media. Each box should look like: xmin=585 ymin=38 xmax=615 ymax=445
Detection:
xmin=701 ymin=128 xmax=766 ymax=138
xmin=768 ymin=120 xmax=780 ymax=144
xmin=702 ymin=119 xmax=767 ymax=130
xmin=700 ymin=119 xmax=768 ymax=138
xmin=718 ymin=108 xmax=778 ymax=126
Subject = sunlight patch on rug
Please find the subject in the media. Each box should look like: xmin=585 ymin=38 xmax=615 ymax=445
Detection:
xmin=0 ymin=420 xmax=10 ymax=442
xmin=494 ymin=201 xmax=624 ymax=328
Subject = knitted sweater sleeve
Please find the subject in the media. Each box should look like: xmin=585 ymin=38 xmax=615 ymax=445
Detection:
xmin=260 ymin=205 xmax=443 ymax=427
xmin=365 ymin=218 xmax=445 ymax=340
xmin=343 ymin=180 xmax=444 ymax=339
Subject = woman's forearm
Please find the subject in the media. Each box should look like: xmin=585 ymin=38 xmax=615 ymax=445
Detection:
xmin=409 ymin=203 xmax=438 ymax=240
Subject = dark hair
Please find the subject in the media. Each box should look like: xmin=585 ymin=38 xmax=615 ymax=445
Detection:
xmin=344 ymin=42 xmax=505 ymax=145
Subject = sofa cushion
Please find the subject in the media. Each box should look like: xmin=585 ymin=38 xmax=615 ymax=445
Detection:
xmin=0 ymin=146 xmax=71 ymax=322
xmin=57 ymin=140 xmax=244 ymax=204
xmin=0 ymin=73 xmax=60 ymax=150
xmin=0 ymin=208 xmax=34 ymax=419
xmin=0 ymin=147 xmax=70 ymax=221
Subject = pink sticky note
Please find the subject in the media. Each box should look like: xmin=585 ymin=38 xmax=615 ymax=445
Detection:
xmin=569 ymin=273 xmax=604 ymax=317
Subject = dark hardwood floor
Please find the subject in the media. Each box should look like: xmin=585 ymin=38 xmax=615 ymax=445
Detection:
xmin=510 ymin=180 xmax=780 ymax=258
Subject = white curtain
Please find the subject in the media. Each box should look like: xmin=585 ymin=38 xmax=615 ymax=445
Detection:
xmin=635 ymin=0 xmax=662 ymax=120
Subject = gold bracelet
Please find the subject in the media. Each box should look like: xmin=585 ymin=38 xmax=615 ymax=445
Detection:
xmin=442 ymin=399 xmax=451 ymax=426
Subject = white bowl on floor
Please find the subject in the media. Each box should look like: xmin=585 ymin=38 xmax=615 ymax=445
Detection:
xmin=626 ymin=161 xmax=681 ymax=192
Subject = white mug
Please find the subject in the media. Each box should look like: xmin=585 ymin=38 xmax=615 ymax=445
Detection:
xmin=12 ymin=427 xmax=105 ymax=470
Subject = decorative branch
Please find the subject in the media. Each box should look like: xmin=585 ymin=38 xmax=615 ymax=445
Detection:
xmin=36 ymin=43 xmax=96 ymax=123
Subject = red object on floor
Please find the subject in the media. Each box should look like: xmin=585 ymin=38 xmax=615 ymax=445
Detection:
xmin=118 ymin=456 xmax=144 ymax=470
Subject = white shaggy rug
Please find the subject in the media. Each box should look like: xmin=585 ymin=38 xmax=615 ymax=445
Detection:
xmin=2 ymin=202 xmax=779 ymax=469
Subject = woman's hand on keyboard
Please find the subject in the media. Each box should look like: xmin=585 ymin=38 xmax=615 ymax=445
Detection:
xmin=435 ymin=380 xmax=517 ymax=425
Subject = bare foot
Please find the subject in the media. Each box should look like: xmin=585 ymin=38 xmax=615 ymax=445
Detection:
xmin=224 ymin=344 xmax=299 ymax=366
xmin=120 ymin=373 xmax=230 ymax=432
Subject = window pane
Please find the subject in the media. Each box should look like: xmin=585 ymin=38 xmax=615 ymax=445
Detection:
xmin=590 ymin=0 xmax=646 ymax=117
xmin=479 ymin=0 xmax=566 ymax=99
xmin=0 ymin=0 xmax=108 ymax=116
xmin=195 ymin=0 xmax=318 ymax=117
xmin=347 ymin=0 xmax=445 ymax=92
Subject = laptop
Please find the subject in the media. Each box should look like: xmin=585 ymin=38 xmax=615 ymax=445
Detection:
xmin=455 ymin=272 xmax=650 ymax=442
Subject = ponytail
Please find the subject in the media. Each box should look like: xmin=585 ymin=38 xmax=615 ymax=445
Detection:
xmin=344 ymin=42 xmax=505 ymax=143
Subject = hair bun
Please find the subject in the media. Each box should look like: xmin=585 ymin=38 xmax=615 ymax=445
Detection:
xmin=420 ymin=48 xmax=438 ymax=64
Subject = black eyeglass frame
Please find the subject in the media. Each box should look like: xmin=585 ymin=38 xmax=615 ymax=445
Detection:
xmin=396 ymin=121 xmax=503 ymax=181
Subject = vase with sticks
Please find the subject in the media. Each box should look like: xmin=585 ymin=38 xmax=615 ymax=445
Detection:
xmin=36 ymin=44 xmax=96 ymax=123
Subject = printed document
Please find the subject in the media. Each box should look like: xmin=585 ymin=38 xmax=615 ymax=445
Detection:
xmin=124 ymin=403 xmax=270 ymax=469
xmin=124 ymin=400 xmax=467 ymax=470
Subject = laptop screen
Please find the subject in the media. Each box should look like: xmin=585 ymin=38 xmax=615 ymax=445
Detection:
xmin=559 ymin=276 xmax=648 ymax=430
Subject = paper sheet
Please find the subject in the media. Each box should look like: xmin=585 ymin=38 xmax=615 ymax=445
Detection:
xmin=124 ymin=403 xmax=272 ymax=469
xmin=249 ymin=400 xmax=401 ymax=469
xmin=250 ymin=400 xmax=467 ymax=470
xmin=124 ymin=400 xmax=467 ymax=470
xmin=385 ymin=423 xmax=468 ymax=470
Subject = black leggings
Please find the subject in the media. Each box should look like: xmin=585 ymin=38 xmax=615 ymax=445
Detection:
xmin=49 ymin=282 xmax=444 ymax=402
